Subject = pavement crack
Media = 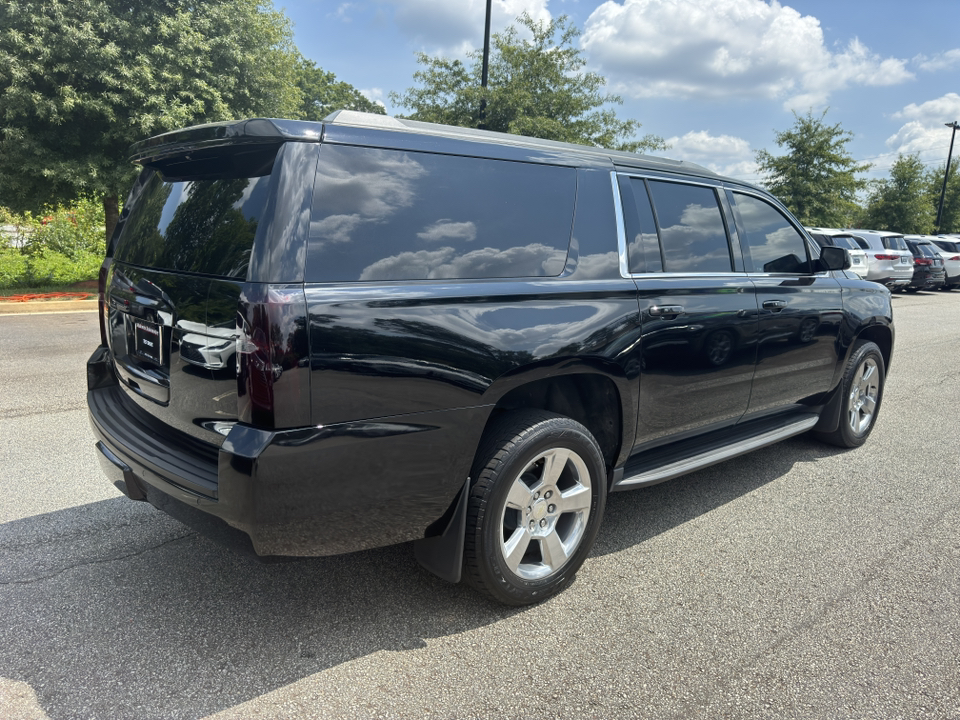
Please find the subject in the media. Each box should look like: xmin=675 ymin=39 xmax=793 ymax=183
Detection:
xmin=0 ymin=531 xmax=197 ymax=586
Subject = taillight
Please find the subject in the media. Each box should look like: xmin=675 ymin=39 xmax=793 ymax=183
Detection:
xmin=97 ymin=258 xmax=111 ymax=347
xmin=236 ymin=285 xmax=311 ymax=429
xmin=873 ymin=254 xmax=899 ymax=260
xmin=949 ymin=256 xmax=960 ymax=261
xmin=914 ymin=257 xmax=932 ymax=266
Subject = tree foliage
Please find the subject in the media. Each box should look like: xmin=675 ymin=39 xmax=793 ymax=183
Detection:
xmin=0 ymin=0 xmax=302 ymax=240
xmin=296 ymin=56 xmax=384 ymax=121
xmin=390 ymin=13 xmax=665 ymax=153
xmin=861 ymin=154 xmax=935 ymax=234
xmin=756 ymin=110 xmax=870 ymax=227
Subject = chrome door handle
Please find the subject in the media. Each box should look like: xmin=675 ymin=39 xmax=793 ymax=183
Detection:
xmin=762 ymin=300 xmax=787 ymax=311
xmin=649 ymin=305 xmax=684 ymax=317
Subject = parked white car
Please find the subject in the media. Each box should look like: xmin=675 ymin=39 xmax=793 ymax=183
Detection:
xmin=843 ymin=230 xmax=913 ymax=290
xmin=930 ymin=236 xmax=960 ymax=290
xmin=805 ymin=228 xmax=869 ymax=279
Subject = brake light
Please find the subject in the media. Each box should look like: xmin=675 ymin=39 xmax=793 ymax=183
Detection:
xmin=914 ymin=257 xmax=932 ymax=266
xmin=873 ymin=254 xmax=899 ymax=260
xmin=950 ymin=256 xmax=960 ymax=262
xmin=236 ymin=285 xmax=311 ymax=429
xmin=97 ymin=258 xmax=111 ymax=347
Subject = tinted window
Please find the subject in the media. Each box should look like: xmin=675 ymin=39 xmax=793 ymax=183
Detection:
xmin=935 ymin=240 xmax=959 ymax=253
xmin=882 ymin=236 xmax=908 ymax=251
xmin=114 ymin=171 xmax=270 ymax=278
xmin=852 ymin=236 xmax=869 ymax=250
xmin=646 ymin=181 xmax=732 ymax=273
xmin=306 ymin=145 xmax=575 ymax=282
xmin=808 ymin=232 xmax=830 ymax=247
xmin=624 ymin=178 xmax=662 ymax=273
xmin=915 ymin=243 xmax=938 ymax=257
xmin=733 ymin=193 xmax=810 ymax=274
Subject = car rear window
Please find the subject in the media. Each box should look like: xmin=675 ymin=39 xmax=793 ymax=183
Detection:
xmin=830 ymin=236 xmax=859 ymax=250
xmin=114 ymin=170 xmax=271 ymax=278
xmin=934 ymin=240 xmax=958 ymax=253
xmin=915 ymin=243 xmax=939 ymax=257
xmin=306 ymin=145 xmax=575 ymax=282
xmin=882 ymin=236 xmax=908 ymax=251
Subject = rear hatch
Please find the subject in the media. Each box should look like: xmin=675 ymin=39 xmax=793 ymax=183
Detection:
xmin=104 ymin=119 xmax=320 ymax=452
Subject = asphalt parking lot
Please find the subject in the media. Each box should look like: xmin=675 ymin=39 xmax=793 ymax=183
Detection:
xmin=1 ymin=292 xmax=959 ymax=720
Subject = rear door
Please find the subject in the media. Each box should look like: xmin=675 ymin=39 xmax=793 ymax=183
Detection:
xmin=106 ymin=141 xmax=311 ymax=447
xmin=617 ymin=174 xmax=760 ymax=450
xmin=727 ymin=190 xmax=843 ymax=416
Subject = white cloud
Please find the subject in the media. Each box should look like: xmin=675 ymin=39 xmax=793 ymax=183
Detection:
xmin=664 ymin=131 xmax=759 ymax=179
xmin=914 ymin=49 xmax=960 ymax=73
xmin=582 ymin=0 xmax=913 ymax=110
xmin=417 ymin=219 xmax=478 ymax=242
xmin=378 ymin=0 xmax=551 ymax=56
xmin=883 ymin=93 xmax=960 ymax=170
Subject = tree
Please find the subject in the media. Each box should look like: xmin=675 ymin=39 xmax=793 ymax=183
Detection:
xmin=928 ymin=162 xmax=960 ymax=234
xmin=0 ymin=0 xmax=302 ymax=243
xmin=295 ymin=57 xmax=385 ymax=121
xmin=756 ymin=110 xmax=870 ymax=227
xmin=862 ymin=154 xmax=935 ymax=234
xmin=390 ymin=13 xmax=665 ymax=153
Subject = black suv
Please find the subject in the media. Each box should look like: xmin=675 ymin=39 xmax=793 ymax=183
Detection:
xmin=87 ymin=112 xmax=894 ymax=605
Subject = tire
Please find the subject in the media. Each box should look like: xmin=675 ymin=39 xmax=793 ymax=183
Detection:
xmin=463 ymin=410 xmax=607 ymax=606
xmin=704 ymin=330 xmax=734 ymax=366
xmin=814 ymin=340 xmax=885 ymax=448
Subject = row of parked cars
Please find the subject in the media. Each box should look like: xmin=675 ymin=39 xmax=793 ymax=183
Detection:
xmin=806 ymin=227 xmax=960 ymax=292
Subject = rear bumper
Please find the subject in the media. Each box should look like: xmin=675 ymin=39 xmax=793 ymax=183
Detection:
xmin=87 ymin=347 xmax=488 ymax=557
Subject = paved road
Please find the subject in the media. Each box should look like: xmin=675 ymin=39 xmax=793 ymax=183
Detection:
xmin=1 ymin=295 xmax=958 ymax=720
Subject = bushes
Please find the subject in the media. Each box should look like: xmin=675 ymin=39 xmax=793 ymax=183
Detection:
xmin=0 ymin=199 xmax=106 ymax=288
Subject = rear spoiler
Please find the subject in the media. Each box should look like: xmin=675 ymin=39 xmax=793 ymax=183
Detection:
xmin=129 ymin=118 xmax=324 ymax=166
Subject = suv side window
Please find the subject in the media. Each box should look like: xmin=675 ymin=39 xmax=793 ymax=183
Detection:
xmin=620 ymin=177 xmax=662 ymax=273
xmin=732 ymin=193 xmax=811 ymax=274
xmin=306 ymin=145 xmax=576 ymax=282
xmin=645 ymin=180 xmax=733 ymax=273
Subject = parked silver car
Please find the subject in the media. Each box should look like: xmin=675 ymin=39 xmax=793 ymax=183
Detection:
xmin=844 ymin=230 xmax=913 ymax=290
xmin=805 ymin=228 xmax=869 ymax=279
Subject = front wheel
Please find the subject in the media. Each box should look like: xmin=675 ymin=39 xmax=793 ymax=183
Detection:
xmin=463 ymin=410 xmax=606 ymax=606
xmin=814 ymin=340 xmax=885 ymax=448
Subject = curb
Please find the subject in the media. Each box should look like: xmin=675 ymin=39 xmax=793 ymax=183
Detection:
xmin=0 ymin=299 xmax=98 ymax=315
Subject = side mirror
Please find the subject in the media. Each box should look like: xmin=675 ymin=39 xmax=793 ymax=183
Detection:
xmin=818 ymin=246 xmax=850 ymax=272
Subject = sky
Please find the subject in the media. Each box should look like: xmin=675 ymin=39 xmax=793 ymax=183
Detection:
xmin=280 ymin=0 xmax=960 ymax=184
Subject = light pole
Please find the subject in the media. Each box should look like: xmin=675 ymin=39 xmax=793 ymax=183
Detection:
xmin=478 ymin=0 xmax=492 ymax=128
xmin=935 ymin=121 xmax=960 ymax=234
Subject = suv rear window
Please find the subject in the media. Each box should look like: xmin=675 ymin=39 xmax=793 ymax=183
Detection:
xmin=306 ymin=145 xmax=575 ymax=282
xmin=114 ymin=171 xmax=271 ymax=279
xmin=830 ymin=236 xmax=859 ymax=250
xmin=882 ymin=236 xmax=908 ymax=251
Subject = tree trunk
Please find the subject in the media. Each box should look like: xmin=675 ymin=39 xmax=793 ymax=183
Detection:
xmin=103 ymin=194 xmax=120 ymax=251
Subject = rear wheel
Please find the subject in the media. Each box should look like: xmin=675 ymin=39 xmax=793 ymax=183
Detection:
xmin=463 ymin=410 xmax=606 ymax=606
xmin=814 ymin=340 xmax=885 ymax=448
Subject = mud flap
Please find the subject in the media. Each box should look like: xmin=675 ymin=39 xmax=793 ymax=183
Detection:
xmin=812 ymin=382 xmax=844 ymax=433
xmin=413 ymin=477 xmax=469 ymax=583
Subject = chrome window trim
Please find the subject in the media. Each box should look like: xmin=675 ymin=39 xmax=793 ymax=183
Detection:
xmin=615 ymin=170 xmax=724 ymax=189
xmin=611 ymin=172 xmax=631 ymax=278
xmin=628 ymin=272 xmax=752 ymax=280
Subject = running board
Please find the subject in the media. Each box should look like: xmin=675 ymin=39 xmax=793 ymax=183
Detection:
xmin=615 ymin=414 xmax=819 ymax=490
